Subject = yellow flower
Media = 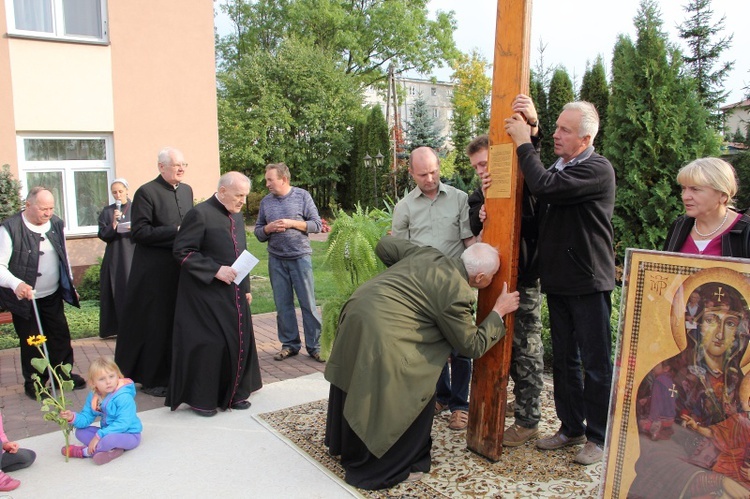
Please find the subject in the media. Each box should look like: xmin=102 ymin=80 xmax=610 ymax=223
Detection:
xmin=26 ymin=335 xmax=47 ymax=347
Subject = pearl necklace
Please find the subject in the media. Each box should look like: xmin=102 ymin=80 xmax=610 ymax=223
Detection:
xmin=693 ymin=211 xmax=729 ymax=238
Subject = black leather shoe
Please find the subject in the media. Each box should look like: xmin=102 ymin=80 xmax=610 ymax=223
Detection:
xmin=142 ymin=386 xmax=168 ymax=397
xmin=191 ymin=406 xmax=218 ymax=417
xmin=24 ymin=383 xmax=37 ymax=400
xmin=70 ymin=374 xmax=87 ymax=390
xmin=231 ymin=400 xmax=252 ymax=410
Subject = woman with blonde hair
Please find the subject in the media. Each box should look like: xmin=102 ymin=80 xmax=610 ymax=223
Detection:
xmin=664 ymin=157 xmax=750 ymax=257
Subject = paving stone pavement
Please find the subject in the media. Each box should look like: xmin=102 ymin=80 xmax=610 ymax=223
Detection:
xmin=0 ymin=309 xmax=325 ymax=439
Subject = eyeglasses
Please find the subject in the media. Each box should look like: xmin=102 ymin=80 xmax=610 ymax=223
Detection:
xmin=171 ymin=162 xmax=188 ymax=169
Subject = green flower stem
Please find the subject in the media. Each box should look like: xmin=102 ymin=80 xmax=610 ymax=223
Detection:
xmin=33 ymin=345 xmax=67 ymax=411
xmin=41 ymin=342 xmax=59 ymax=400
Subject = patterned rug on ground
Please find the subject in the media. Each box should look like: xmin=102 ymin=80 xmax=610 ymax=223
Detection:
xmin=256 ymin=387 xmax=602 ymax=498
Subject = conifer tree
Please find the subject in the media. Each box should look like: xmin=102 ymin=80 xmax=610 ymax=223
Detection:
xmin=579 ymin=56 xmax=610 ymax=151
xmin=338 ymin=118 xmax=366 ymax=209
xmin=731 ymin=126 xmax=746 ymax=144
xmin=528 ymin=71 xmax=551 ymax=166
xmin=0 ymin=165 xmax=22 ymax=222
xmin=543 ymin=67 xmax=574 ymax=165
xmin=678 ymin=0 xmax=733 ymax=130
xmin=604 ymin=0 xmax=721 ymax=257
xmin=732 ymin=152 xmax=750 ymax=209
xmin=405 ymin=93 xmax=444 ymax=152
xmin=363 ymin=106 xmax=391 ymax=208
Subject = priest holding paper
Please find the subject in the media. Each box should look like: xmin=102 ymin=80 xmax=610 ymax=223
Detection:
xmin=167 ymin=172 xmax=262 ymax=417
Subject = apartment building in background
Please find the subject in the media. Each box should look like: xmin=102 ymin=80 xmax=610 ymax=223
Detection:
xmin=0 ymin=0 xmax=221 ymax=277
xmin=364 ymin=76 xmax=455 ymax=149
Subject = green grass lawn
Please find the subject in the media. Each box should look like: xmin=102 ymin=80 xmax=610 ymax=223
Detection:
xmin=246 ymin=238 xmax=337 ymax=314
xmin=0 ymin=237 xmax=337 ymax=350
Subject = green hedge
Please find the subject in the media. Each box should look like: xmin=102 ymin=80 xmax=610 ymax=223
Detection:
xmin=0 ymin=301 xmax=100 ymax=350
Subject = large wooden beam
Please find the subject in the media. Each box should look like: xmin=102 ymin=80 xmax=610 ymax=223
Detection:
xmin=466 ymin=0 xmax=532 ymax=461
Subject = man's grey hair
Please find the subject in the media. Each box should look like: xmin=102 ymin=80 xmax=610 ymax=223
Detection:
xmin=218 ymin=171 xmax=251 ymax=190
xmin=562 ymin=101 xmax=599 ymax=142
xmin=25 ymin=186 xmax=51 ymax=204
xmin=461 ymin=243 xmax=500 ymax=277
xmin=157 ymin=147 xmax=181 ymax=166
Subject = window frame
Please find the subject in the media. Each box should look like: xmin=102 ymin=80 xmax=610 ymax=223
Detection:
xmin=6 ymin=0 xmax=109 ymax=44
xmin=16 ymin=133 xmax=115 ymax=236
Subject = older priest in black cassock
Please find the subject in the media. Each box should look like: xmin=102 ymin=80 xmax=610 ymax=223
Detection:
xmin=116 ymin=148 xmax=193 ymax=397
xmin=325 ymin=236 xmax=520 ymax=489
xmin=167 ymin=172 xmax=262 ymax=417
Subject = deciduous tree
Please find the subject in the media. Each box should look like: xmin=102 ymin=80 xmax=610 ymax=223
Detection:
xmin=217 ymin=38 xmax=364 ymax=208
xmin=217 ymin=0 xmax=458 ymax=85
xmin=450 ymin=49 xmax=491 ymax=186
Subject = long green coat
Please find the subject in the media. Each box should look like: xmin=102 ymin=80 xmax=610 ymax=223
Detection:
xmin=324 ymin=236 xmax=506 ymax=458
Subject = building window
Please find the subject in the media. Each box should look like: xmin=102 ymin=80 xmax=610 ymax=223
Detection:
xmin=17 ymin=134 xmax=114 ymax=235
xmin=409 ymin=86 xmax=416 ymax=96
xmin=433 ymin=108 xmax=438 ymax=118
xmin=431 ymin=87 xmax=437 ymax=96
xmin=7 ymin=0 xmax=108 ymax=43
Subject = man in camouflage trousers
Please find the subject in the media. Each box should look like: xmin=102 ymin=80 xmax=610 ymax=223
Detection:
xmin=467 ymin=133 xmax=544 ymax=446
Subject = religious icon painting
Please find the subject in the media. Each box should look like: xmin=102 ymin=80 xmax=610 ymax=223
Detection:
xmin=601 ymin=249 xmax=750 ymax=498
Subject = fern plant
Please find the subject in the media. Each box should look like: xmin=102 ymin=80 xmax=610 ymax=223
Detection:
xmin=320 ymin=205 xmax=391 ymax=358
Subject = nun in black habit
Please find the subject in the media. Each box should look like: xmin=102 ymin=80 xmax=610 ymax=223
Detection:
xmin=97 ymin=178 xmax=135 ymax=338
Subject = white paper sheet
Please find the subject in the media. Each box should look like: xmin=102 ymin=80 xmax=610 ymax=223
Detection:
xmin=232 ymin=250 xmax=260 ymax=285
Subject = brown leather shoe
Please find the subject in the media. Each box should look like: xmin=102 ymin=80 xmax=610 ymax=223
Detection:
xmin=536 ymin=430 xmax=586 ymax=450
xmin=434 ymin=401 xmax=449 ymax=415
xmin=448 ymin=410 xmax=469 ymax=430
xmin=273 ymin=348 xmax=298 ymax=361
xmin=574 ymin=441 xmax=603 ymax=465
xmin=502 ymin=423 xmax=539 ymax=447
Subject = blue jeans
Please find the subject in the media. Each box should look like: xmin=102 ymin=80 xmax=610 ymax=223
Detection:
xmin=547 ymin=291 xmax=613 ymax=446
xmin=435 ymin=351 xmax=471 ymax=412
xmin=268 ymin=254 xmax=321 ymax=354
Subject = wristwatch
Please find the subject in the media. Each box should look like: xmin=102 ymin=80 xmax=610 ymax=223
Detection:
xmin=527 ymin=119 xmax=538 ymax=128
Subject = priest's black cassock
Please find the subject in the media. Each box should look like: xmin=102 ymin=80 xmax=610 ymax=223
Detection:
xmin=97 ymin=200 xmax=135 ymax=338
xmin=167 ymin=195 xmax=262 ymax=411
xmin=115 ymin=176 xmax=193 ymax=389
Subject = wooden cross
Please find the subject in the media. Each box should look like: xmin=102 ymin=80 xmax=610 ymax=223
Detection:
xmin=466 ymin=0 xmax=532 ymax=461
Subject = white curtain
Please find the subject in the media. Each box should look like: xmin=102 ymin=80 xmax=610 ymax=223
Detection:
xmin=13 ymin=0 xmax=53 ymax=33
xmin=63 ymin=0 xmax=102 ymax=37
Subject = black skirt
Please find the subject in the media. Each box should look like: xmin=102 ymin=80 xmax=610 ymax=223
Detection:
xmin=324 ymin=384 xmax=433 ymax=490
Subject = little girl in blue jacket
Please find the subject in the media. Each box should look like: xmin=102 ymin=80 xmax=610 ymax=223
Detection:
xmin=60 ymin=356 xmax=142 ymax=465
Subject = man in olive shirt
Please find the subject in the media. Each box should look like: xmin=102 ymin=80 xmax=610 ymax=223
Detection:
xmin=391 ymin=146 xmax=475 ymax=431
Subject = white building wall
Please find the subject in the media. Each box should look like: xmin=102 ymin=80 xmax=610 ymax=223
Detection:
xmin=364 ymin=77 xmax=455 ymax=149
